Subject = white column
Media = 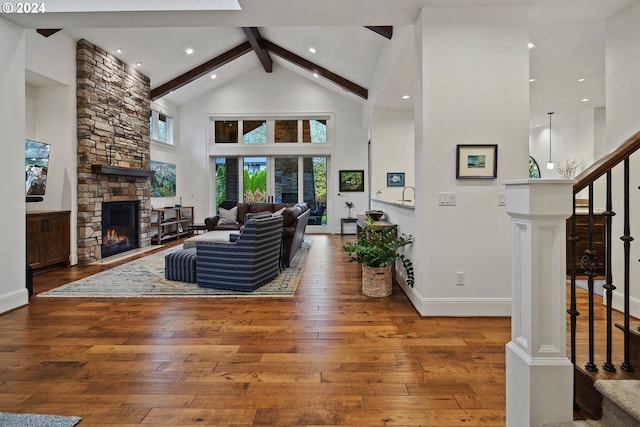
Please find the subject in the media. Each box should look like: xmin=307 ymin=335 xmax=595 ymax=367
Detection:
xmin=505 ymin=179 xmax=574 ymax=427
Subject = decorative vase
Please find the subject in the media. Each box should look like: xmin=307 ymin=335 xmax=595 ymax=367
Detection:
xmin=348 ymin=207 xmax=352 ymax=218
xmin=361 ymin=264 xmax=392 ymax=297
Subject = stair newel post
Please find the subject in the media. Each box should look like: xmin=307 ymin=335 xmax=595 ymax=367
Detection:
xmin=603 ymin=171 xmax=617 ymax=373
xmin=505 ymin=179 xmax=575 ymax=427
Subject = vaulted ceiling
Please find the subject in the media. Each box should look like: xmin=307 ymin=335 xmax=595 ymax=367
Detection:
xmin=6 ymin=0 xmax=638 ymax=121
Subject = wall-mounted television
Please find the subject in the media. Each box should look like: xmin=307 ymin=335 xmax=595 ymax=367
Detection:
xmin=25 ymin=139 xmax=50 ymax=199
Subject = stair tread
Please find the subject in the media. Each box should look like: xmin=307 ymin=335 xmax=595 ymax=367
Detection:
xmin=595 ymin=379 xmax=640 ymax=422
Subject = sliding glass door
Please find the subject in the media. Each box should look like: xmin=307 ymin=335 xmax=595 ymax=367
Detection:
xmin=214 ymin=156 xmax=328 ymax=228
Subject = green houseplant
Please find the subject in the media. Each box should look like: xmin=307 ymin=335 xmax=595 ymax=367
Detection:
xmin=341 ymin=217 xmax=414 ymax=296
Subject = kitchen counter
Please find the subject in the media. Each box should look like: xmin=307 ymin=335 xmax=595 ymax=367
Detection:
xmin=372 ymin=198 xmax=415 ymax=210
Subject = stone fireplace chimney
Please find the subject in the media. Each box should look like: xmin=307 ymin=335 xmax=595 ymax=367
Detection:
xmin=76 ymin=39 xmax=152 ymax=264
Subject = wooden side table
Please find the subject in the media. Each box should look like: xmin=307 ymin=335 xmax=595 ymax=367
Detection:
xmin=340 ymin=218 xmax=358 ymax=235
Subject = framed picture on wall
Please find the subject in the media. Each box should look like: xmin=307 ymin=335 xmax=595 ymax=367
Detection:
xmin=387 ymin=172 xmax=405 ymax=187
xmin=456 ymin=144 xmax=498 ymax=179
xmin=339 ymin=170 xmax=365 ymax=192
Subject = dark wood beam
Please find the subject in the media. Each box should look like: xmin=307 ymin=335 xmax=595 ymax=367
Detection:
xmin=151 ymin=41 xmax=253 ymax=100
xmin=365 ymin=26 xmax=393 ymax=39
xmin=262 ymin=40 xmax=368 ymax=100
xmin=36 ymin=29 xmax=62 ymax=37
xmin=242 ymin=27 xmax=273 ymax=73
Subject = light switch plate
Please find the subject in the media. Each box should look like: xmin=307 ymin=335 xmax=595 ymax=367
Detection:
xmin=438 ymin=192 xmax=456 ymax=206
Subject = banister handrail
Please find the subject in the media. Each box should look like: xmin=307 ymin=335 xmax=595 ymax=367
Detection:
xmin=574 ymin=129 xmax=640 ymax=193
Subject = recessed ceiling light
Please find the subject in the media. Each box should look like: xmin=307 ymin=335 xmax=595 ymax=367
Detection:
xmin=401 ymin=94 xmax=410 ymax=100
xmin=528 ymin=42 xmax=537 ymax=49
xmin=580 ymin=98 xmax=591 ymax=102
xmin=185 ymin=47 xmax=194 ymax=55
xmin=135 ymin=62 xmax=143 ymax=67
xmin=529 ymin=78 xmax=536 ymax=82
xmin=210 ymin=74 xmax=217 ymax=79
xmin=309 ymin=47 xmax=316 ymax=54
xmin=116 ymin=48 xmax=123 ymax=54
xmin=578 ymin=78 xmax=586 ymax=82
xmin=313 ymin=72 xmax=319 ymax=78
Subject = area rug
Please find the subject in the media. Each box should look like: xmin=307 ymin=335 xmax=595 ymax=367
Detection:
xmin=39 ymin=240 xmax=311 ymax=298
xmin=0 ymin=412 xmax=81 ymax=426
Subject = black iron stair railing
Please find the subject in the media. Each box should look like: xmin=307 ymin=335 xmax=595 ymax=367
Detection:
xmin=568 ymin=130 xmax=640 ymax=416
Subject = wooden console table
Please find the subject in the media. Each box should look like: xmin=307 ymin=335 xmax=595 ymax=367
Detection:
xmin=356 ymin=214 xmax=396 ymax=236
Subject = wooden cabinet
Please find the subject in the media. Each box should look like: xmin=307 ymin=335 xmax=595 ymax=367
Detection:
xmin=566 ymin=212 xmax=606 ymax=276
xmin=27 ymin=211 xmax=71 ymax=270
xmin=151 ymin=207 xmax=194 ymax=244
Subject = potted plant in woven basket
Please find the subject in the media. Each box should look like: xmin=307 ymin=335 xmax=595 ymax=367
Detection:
xmin=341 ymin=216 xmax=414 ymax=297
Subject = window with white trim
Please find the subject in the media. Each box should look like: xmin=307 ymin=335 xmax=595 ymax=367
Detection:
xmin=150 ymin=110 xmax=174 ymax=144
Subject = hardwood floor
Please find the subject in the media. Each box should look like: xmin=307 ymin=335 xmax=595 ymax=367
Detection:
xmin=1 ymin=235 xmax=511 ymax=426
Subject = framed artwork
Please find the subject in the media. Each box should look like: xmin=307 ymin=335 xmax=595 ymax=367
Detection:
xmin=177 ymin=223 xmax=184 ymax=233
xmin=339 ymin=170 xmax=365 ymax=192
xmin=387 ymin=172 xmax=405 ymax=187
xmin=150 ymin=160 xmax=177 ymax=196
xmin=456 ymin=144 xmax=498 ymax=179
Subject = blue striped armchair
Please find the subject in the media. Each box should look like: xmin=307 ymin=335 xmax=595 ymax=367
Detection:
xmin=196 ymin=215 xmax=284 ymax=291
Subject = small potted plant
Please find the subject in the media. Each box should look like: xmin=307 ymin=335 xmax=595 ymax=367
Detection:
xmin=344 ymin=201 xmax=354 ymax=218
xmin=341 ymin=217 xmax=414 ymax=297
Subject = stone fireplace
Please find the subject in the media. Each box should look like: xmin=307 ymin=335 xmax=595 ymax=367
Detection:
xmin=76 ymin=39 xmax=152 ymax=264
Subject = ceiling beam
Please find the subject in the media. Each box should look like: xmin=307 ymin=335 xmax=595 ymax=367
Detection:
xmin=151 ymin=41 xmax=253 ymax=100
xmin=262 ymin=40 xmax=368 ymax=100
xmin=36 ymin=29 xmax=62 ymax=37
xmin=364 ymin=26 xmax=393 ymax=39
xmin=242 ymin=27 xmax=273 ymax=73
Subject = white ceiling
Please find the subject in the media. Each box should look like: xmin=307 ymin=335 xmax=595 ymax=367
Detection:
xmin=7 ymin=0 xmax=638 ymax=121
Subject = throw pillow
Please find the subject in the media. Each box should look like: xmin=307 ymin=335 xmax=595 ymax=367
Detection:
xmin=272 ymin=207 xmax=286 ymax=217
xmin=218 ymin=206 xmax=238 ymax=225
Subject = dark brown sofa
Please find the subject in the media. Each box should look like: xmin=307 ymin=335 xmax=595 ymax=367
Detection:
xmin=204 ymin=202 xmax=310 ymax=267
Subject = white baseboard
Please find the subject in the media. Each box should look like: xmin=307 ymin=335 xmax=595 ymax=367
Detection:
xmin=611 ymin=291 xmax=640 ymax=319
xmin=399 ymin=283 xmax=511 ymax=317
xmin=0 ymin=289 xmax=29 ymax=314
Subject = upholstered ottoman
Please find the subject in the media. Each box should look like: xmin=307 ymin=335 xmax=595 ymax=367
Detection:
xmin=164 ymin=248 xmax=197 ymax=283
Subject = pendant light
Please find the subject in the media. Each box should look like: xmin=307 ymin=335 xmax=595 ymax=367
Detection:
xmin=546 ymin=112 xmax=555 ymax=170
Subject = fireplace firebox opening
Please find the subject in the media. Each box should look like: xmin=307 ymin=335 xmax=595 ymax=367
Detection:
xmin=101 ymin=201 xmax=140 ymax=258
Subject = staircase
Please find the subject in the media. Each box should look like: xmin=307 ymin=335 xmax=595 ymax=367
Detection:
xmin=561 ymin=130 xmax=640 ymax=424
xmin=543 ymin=380 xmax=640 ymax=427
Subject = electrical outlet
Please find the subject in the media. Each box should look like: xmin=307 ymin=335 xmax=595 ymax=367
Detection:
xmin=456 ymin=272 xmax=465 ymax=285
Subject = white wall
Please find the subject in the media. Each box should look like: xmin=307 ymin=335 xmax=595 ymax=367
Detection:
xmin=411 ymin=6 xmax=529 ymax=316
xmin=150 ymin=99 xmax=181 ymax=209
xmin=24 ymin=30 xmax=78 ymax=263
xmin=529 ymin=111 xmax=595 ymax=180
xmin=371 ymin=109 xmax=414 ymax=201
xmin=0 ymin=17 xmax=28 ymax=313
xmin=178 ymin=66 xmax=369 ymax=233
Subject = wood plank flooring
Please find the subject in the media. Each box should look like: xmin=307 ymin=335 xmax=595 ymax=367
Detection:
xmin=1 ymin=235 xmax=509 ymax=426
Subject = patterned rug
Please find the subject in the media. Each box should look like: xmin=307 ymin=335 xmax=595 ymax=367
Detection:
xmin=39 ymin=240 xmax=311 ymax=298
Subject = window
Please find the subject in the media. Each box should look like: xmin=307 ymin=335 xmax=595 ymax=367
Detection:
xmin=211 ymin=117 xmax=329 ymax=145
xmin=150 ymin=110 xmax=173 ymax=144
xmin=303 ymin=119 xmax=327 ymax=143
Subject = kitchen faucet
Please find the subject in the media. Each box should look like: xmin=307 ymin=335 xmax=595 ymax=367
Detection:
xmin=402 ymin=186 xmax=415 ymax=202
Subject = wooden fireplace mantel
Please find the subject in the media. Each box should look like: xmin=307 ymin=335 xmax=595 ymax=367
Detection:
xmin=91 ymin=164 xmax=155 ymax=178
